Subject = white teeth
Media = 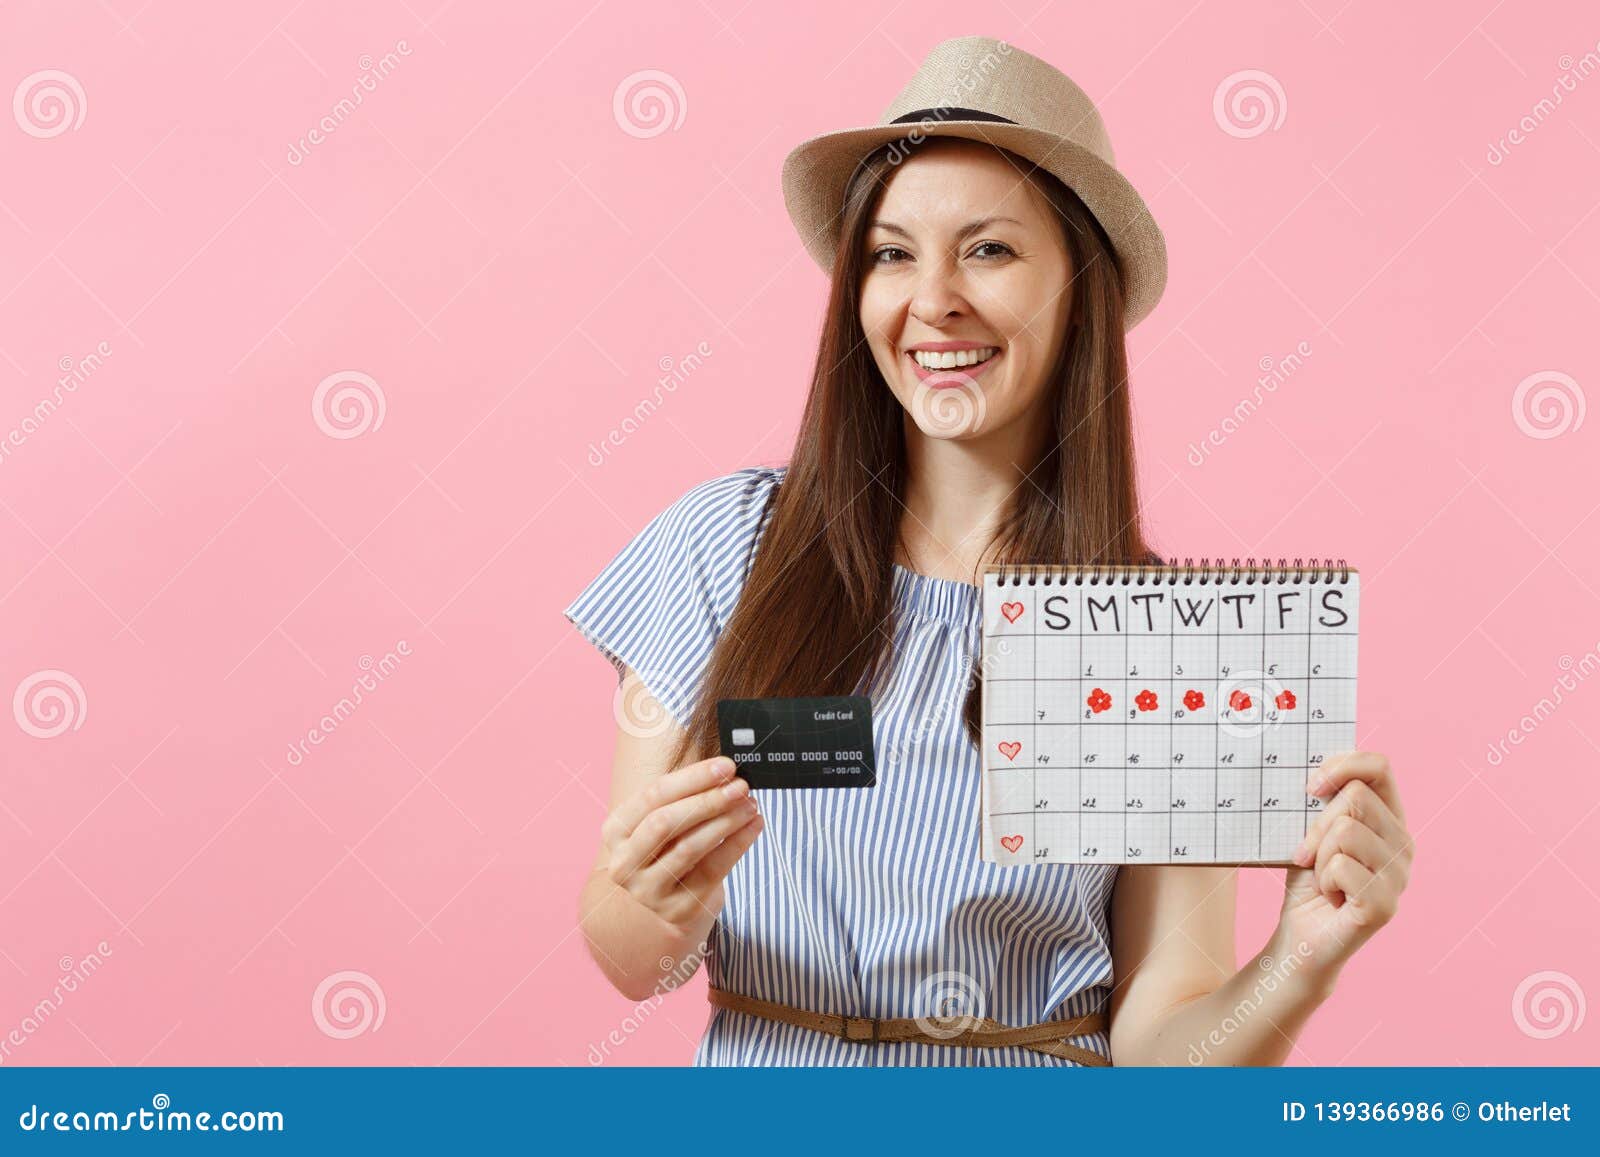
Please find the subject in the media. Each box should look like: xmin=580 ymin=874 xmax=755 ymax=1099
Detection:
xmin=911 ymin=346 xmax=998 ymax=369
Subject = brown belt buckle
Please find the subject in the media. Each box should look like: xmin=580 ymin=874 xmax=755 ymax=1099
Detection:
xmin=839 ymin=1012 xmax=880 ymax=1044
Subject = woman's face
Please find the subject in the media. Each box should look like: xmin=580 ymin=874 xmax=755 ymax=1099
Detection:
xmin=859 ymin=139 xmax=1074 ymax=445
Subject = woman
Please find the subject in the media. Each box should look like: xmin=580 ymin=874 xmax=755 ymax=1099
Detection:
xmin=564 ymin=36 xmax=1415 ymax=1066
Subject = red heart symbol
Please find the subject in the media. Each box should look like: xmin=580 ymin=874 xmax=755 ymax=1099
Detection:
xmin=1000 ymin=601 xmax=1025 ymax=623
xmin=997 ymin=741 xmax=1021 ymax=761
xmin=1000 ymin=834 xmax=1024 ymax=854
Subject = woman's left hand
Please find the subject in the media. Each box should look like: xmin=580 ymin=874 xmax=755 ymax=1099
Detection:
xmin=1275 ymin=750 xmax=1416 ymax=986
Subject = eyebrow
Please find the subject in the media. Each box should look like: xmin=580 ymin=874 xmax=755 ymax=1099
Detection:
xmin=869 ymin=215 xmax=1025 ymax=242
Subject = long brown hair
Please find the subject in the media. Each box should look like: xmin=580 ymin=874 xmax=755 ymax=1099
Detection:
xmin=669 ymin=138 xmax=1153 ymax=768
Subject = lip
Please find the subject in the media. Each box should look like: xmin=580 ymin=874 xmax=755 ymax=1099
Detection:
xmin=907 ymin=348 xmax=1003 ymax=385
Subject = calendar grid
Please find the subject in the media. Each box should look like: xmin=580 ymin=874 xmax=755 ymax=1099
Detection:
xmin=1122 ymin=595 xmax=1129 ymax=862
xmin=1305 ymin=579 xmax=1315 ymax=839
xmin=981 ymin=564 xmax=1360 ymax=866
xmin=1258 ymin=593 xmax=1267 ymax=860
xmin=1030 ymin=584 xmax=1038 ymax=859
xmin=1213 ymin=579 xmax=1220 ymax=860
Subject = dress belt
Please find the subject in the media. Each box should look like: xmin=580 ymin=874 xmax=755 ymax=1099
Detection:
xmin=707 ymin=986 xmax=1112 ymax=1067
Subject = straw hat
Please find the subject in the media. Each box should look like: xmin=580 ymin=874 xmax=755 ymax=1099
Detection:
xmin=780 ymin=35 xmax=1168 ymax=329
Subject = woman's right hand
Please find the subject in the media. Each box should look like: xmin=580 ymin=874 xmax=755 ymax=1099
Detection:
xmin=599 ymin=755 xmax=764 ymax=938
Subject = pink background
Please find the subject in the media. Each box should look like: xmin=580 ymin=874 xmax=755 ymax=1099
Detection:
xmin=1 ymin=1 xmax=1595 ymax=1066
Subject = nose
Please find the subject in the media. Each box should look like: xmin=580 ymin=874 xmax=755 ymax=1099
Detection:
xmin=907 ymin=256 xmax=969 ymax=327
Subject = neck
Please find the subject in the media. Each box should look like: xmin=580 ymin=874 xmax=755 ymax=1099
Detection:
xmin=897 ymin=412 xmax=1047 ymax=583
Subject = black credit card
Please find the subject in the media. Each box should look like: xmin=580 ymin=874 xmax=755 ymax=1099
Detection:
xmin=716 ymin=696 xmax=876 ymax=789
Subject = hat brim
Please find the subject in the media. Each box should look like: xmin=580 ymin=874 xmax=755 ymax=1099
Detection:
xmin=780 ymin=119 xmax=1168 ymax=329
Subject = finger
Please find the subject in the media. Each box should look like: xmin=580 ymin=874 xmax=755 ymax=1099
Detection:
xmin=646 ymin=811 xmax=765 ymax=924
xmin=1321 ymin=851 xmax=1388 ymax=926
xmin=1311 ymin=814 xmax=1393 ymax=886
xmin=604 ymin=756 xmax=736 ymax=846
xmin=1309 ymin=750 xmax=1406 ymax=824
xmin=695 ymin=811 xmax=764 ymax=882
xmin=642 ymin=795 xmax=761 ymax=888
xmin=1293 ymin=776 xmax=1408 ymax=866
xmin=610 ymin=778 xmax=753 ymax=883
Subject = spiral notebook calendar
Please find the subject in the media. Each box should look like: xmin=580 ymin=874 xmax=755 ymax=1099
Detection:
xmin=980 ymin=560 xmax=1359 ymax=866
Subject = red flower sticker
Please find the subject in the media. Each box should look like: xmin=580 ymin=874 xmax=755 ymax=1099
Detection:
xmin=1086 ymin=687 xmax=1112 ymax=714
xmin=1228 ymin=689 xmax=1252 ymax=711
xmin=1135 ymin=689 xmax=1158 ymax=712
xmin=1275 ymin=689 xmax=1297 ymax=710
xmin=1183 ymin=688 xmax=1205 ymax=711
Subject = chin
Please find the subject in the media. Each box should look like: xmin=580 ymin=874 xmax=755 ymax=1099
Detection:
xmin=904 ymin=378 xmax=994 ymax=441
xmin=911 ymin=417 xmax=985 ymax=441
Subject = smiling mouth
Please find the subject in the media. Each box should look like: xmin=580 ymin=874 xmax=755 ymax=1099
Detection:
xmin=907 ymin=348 xmax=1003 ymax=385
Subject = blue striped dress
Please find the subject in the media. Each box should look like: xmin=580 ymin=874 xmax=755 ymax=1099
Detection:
xmin=564 ymin=465 xmax=1118 ymax=1066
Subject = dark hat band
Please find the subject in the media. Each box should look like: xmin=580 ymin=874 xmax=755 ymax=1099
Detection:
xmin=889 ymin=106 xmax=1017 ymax=125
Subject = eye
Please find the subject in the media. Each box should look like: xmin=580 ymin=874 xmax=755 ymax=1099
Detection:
xmin=871 ymin=245 xmax=911 ymax=265
xmin=970 ymin=241 xmax=1015 ymax=260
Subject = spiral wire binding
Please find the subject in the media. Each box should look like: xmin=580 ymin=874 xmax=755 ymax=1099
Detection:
xmin=989 ymin=558 xmax=1353 ymax=586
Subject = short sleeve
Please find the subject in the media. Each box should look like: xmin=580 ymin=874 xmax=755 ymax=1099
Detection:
xmin=562 ymin=466 xmax=783 ymax=731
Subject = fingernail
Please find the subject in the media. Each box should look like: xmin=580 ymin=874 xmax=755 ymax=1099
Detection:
xmin=713 ymin=757 xmax=735 ymax=777
xmin=723 ymin=777 xmax=750 ymax=799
